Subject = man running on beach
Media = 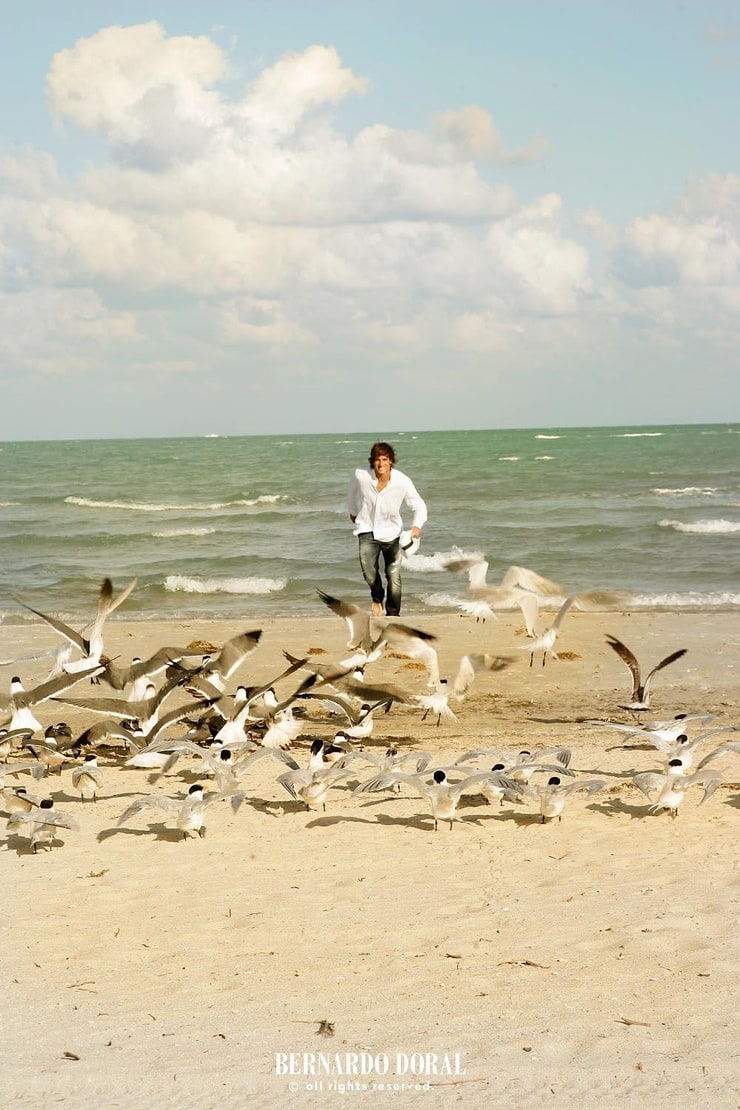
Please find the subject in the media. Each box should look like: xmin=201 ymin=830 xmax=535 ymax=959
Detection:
xmin=348 ymin=441 xmax=427 ymax=617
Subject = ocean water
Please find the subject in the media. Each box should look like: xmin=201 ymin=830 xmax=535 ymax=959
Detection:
xmin=0 ymin=424 xmax=738 ymax=625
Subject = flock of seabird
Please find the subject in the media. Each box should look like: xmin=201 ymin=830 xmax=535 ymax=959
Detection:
xmin=0 ymin=566 xmax=737 ymax=850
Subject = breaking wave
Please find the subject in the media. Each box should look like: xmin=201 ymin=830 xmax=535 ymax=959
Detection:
xmin=164 ymin=575 xmax=286 ymax=595
xmin=658 ymin=518 xmax=740 ymax=534
xmin=152 ymin=528 xmax=216 ymax=537
xmin=652 ymin=487 xmax=720 ymax=496
xmin=65 ymin=495 xmax=286 ymax=512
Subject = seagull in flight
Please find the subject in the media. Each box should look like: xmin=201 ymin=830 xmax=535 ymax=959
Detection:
xmin=441 ymin=555 xmax=563 ymax=631
xmin=52 ymin=671 xmax=186 ymax=736
xmin=696 ymin=738 xmax=740 ymax=771
xmin=350 ymin=746 xmax=432 ymax=779
xmin=0 ymin=667 xmax=104 ymax=734
xmin=106 ymin=696 xmax=222 ymax=765
xmin=95 ymin=645 xmax=207 ymax=695
xmin=451 ymin=653 xmax=515 ymax=700
xmin=332 ymin=703 xmax=382 ymax=741
xmin=115 ymin=783 xmax=236 ymax=839
xmin=7 ymin=797 xmax=80 ymax=852
xmin=531 ymin=775 xmax=606 ymax=822
xmin=177 ymin=630 xmax=264 ymax=699
xmin=0 ymin=726 xmax=35 ymax=761
xmin=605 ymin=634 xmax=688 ymax=713
xmin=0 ymin=758 xmax=45 ymax=788
xmin=16 ymin=577 xmax=137 ymax=674
xmin=588 ymin=720 xmax=736 ymax=769
xmin=352 ymin=766 xmax=520 ymax=830
xmin=412 ymin=680 xmax=458 ymax=726
xmin=276 ymin=741 xmax=355 ymax=811
xmin=317 ymin=590 xmax=440 ymax=684
xmin=454 ymin=745 xmax=572 ymax=774
xmin=584 ymin=713 xmax=715 ymax=750
xmin=522 ymin=591 xmax=625 ymax=667
xmin=631 ymin=761 xmax=722 ymax=817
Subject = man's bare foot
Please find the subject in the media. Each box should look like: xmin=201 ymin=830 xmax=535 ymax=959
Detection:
xmin=371 ymin=601 xmax=384 ymax=617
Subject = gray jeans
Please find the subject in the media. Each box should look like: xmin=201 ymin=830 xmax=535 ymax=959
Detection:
xmin=357 ymin=533 xmax=403 ymax=615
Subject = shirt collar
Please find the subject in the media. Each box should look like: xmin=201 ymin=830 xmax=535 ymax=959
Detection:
xmin=369 ymin=467 xmax=394 ymax=488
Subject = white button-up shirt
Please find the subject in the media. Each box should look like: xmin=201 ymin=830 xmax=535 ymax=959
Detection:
xmin=348 ymin=467 xmax=427 ymax=541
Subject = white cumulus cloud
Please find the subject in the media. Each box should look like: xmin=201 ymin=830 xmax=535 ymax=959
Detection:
xmin=0 ymin=21 xmax=735 ymax=434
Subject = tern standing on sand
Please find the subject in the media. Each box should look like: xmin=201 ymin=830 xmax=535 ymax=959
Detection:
xmin=348 ymin=441 xmax=427 ymax=617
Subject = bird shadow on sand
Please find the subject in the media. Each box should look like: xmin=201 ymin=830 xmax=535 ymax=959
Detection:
xmin=37 ymin=788 xmax=78 ymax=803
xmin=55 ymin=788 xmax=155 ymax=806
xmin=301 ymin=812 xmax=428 ymax=831
xmin=152 ymin=768 xmax=207 ymax=785
xmin=457 ymin=797 xmax=530 ymax=823
xmin=304 ymin=798 xmax=442 ymax=832
xmin=528 ymin=716 xmax=597 ymax=726
xmin=579 ymin=766 xmax=643 ymax=782
xmin=589 ymin=797 xmax=655 ymax=820
xmin=462 ymin=808 xmax=540 ymax=828
xmin=363 ymin=812 xmax=446 ymax=833
xmin=303 ymin=800 xmax=530 ymax=832
xmin=367 ymin=734 xmax=429 ymax=747
xmin=3 ymin=832 xmax=69 ymax=855
xmin=40 ymin=788 xmax=122 ymax=805
xmin=251 ymin=797 xmax=352 ymax=818
xmin=97 ymin=823 xmax=191 ymax=843
xmin=240 ymin=797 xmax=288 ymax=818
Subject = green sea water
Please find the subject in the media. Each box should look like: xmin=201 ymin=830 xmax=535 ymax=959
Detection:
xmin=0 ymin=424 xmax=738 ymax=622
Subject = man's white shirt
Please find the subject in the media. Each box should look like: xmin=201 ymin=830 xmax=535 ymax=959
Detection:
xmin=348 ymin=467 xmax=427 ymax=541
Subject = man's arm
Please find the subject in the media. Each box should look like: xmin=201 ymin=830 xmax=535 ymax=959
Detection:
xmin=403 ymin=477 xmax=427 ymax=535
xmin=348 ymin=470 xmax=363 ymax=523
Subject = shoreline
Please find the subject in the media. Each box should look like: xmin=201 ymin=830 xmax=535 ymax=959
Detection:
xmin=2 ymin=592 xmax=740 ymax=631
xmin=2 ymin=607 xmax=740 ymax=689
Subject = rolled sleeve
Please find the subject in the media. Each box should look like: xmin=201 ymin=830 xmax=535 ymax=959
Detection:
xmin=403 ymin=480 xmax=427 ymax=530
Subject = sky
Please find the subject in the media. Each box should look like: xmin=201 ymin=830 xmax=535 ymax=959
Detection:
xmin=0 ymin=0 xmax=738 ymax=440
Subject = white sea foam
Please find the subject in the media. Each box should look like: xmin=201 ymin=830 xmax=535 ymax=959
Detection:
xmin=165 ymin=575 xmax=286 ymax=595
xmin=65 ymin=495 xmax=286 ymax=512
xmin=611 ymin=432 xmax=664 ymax=438
xmin=404 ymin=548 xmax=481 ymax=573
xmin=404 ymin=553 xmax=447 ymax=572
xmin=535 ymin=455 xmax=555 ymax=461
xmin=419 ymin=588 xmax=740 ymax=612
xmin=652 ymin=487 xmax=720 ymax=496
xmin=422 ymin=590 xmax=471 ymax=608
xmin=498 ymin=456 xmax=519 ymax=462
xmin=0 ymin=500 xmax=19 ymax=506
xmin=535 ymin=434 xmax=562 ymax=440
xmin=152 ymin=527 xmax=216 ymax=537
xmin=658 ymin=518 xmax=740 ymax=534
xmin=630 ymin=591 xmax=740 ymax=609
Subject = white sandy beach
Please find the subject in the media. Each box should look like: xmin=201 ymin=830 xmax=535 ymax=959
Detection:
xmin=2 ymin=608 xmax=739 ymax=1108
